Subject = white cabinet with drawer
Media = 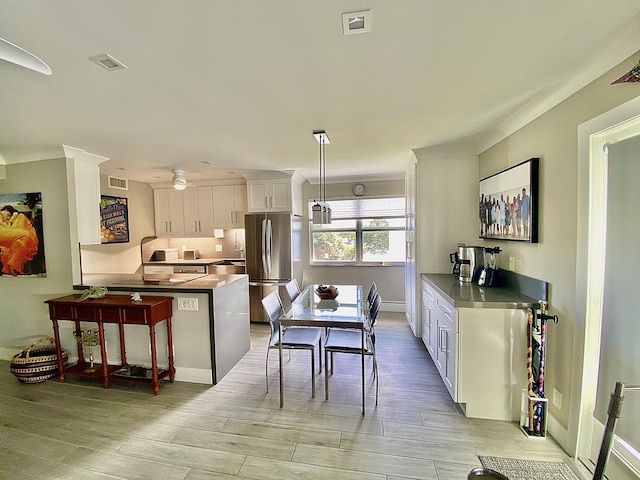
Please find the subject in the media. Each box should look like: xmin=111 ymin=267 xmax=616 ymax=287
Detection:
xmin=433 ymin=289 xmax=458 ymax=400
xmin=421 ymin=277 xmax=527 ymax=421
xmin=421 ymin=280 xmax=436 ymax=358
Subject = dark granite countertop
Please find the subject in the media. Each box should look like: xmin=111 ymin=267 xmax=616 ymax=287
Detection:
xmin=421 ymin=273 xmax=540 ymax=309
xmin=76 ymin=273 xmax=246 ymax=293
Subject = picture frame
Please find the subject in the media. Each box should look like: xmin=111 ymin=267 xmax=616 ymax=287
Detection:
xmin=479 ymin=157 xmax=539 ymax=243
xmin=100 ymin=195 xmax=130 ymax=244
xmin=0 ymin=192 xmax=46 ymax=276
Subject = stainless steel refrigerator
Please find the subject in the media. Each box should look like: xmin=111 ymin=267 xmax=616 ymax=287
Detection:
xmin=245 ymin=212 xmax=303 ymax=322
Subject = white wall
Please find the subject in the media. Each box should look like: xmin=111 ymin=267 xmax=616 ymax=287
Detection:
xmin=0 ymin=158 xmax=75 ymax=359
xmin=301 ymin=178 xmax=405 ymax=306
xmin=479 ymin=50 xmax=640 ymax=454
xmin=79 ymin=175 xmax=155 ymax=274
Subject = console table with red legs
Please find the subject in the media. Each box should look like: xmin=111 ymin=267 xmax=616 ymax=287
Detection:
xmin=45 ymin=294 xmax=174 ymax=395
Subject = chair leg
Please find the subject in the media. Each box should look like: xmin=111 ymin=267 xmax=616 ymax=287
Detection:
xmin=265 ymin=347 xmax=271 ymax=393
xmin=318 ymin=338 xmax=322 ymax=374
xmin=310 ymin=348 xmax=316 ymax=398
xmin=324 ymin=347 xmax=329 ymax=400
xmin=373 ymin=351 xmax=379 ymax=406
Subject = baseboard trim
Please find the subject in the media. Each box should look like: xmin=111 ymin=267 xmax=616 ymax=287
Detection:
xmin=381 ymin=301 xmax=405 ymax=313
xmin=174 ymin=367 xmax=213 ymax=384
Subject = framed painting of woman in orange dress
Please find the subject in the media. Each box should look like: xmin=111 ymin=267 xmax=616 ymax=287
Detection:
xmin=0 ymin=192 xmax=46 ymax=276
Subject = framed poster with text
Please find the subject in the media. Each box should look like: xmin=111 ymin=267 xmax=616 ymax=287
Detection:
xmin=100 ymin=195 xmax=129 ymax=244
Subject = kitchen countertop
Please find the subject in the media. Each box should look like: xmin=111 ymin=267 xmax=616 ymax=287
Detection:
xmin=144 ymin=258 xmax=245 ymax=266
xmin=76 ymin=273 xmax=246 ymax=293
xmin=421 ymin=273 xmax=539 ymax=309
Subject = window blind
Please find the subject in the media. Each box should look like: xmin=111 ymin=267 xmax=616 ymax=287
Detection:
xmin=309 ymin=197 xmax=405 ymax=220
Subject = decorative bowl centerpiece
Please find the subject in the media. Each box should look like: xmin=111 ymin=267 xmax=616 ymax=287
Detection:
xmin=316 ymin=284 xmax=339 ymax=300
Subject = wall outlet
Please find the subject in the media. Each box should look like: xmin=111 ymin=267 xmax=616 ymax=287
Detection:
xmin=177 ymin=297 xmax=198 ymax=311
xmin=215 ymin=244 xmax=223 ymax=252
xmin=553 ymin=387 xmax=563 ymax=409
xmin=509 ymin=256 xmax=515 ymax=270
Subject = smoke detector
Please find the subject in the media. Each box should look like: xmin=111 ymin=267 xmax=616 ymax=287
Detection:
xmin=342 ymin=10 xmax=372 ymax=35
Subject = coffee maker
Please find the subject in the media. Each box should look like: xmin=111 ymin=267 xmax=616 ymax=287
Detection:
xmin=450 ymin=245 xmax=485 ymax=283
xmin=478 ymin=246 xmax=501 ymax=287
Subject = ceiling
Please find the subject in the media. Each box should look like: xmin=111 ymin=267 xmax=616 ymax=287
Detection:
xmin=1 ymin=1 xmax=640 ymax=185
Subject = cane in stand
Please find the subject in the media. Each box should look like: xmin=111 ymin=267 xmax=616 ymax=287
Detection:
xmin=526 ymin=308 xmax=535 ymax=432
xmin=534 ymin=300 xmax=558 ymax=435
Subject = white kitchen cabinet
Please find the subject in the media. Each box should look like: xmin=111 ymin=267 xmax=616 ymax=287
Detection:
xmin=423 ymin=278 xmax=527 ymax=421
xmin=183 ymin=187 xmax=215 ymax=236
xmin=154 ymin=188 xmax=185 ymax=237
xmin=433 ymin=290 xmax=457 ymax=400
xmin=212 ymin=184 xmax=247 ymax=228
xmin=421 ymin=279 xmax=436 ymax=358
xmin=404 ymin=149 xmax=478 ymax=338
xmin=247 ymin=178 xmax=291 ymax=212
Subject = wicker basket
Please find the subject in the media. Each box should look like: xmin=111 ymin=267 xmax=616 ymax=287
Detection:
xmin=10 ymin=337 xmax=68 ymax=384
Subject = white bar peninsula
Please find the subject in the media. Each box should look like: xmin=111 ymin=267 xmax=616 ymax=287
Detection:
xmin=72 ymin=273 xmax=249 ymax=385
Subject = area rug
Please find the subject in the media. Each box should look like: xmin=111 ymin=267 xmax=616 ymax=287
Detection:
xmin=478 ymin=456 xmax=579 ymax=480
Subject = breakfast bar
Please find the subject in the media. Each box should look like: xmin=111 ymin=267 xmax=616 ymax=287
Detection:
xmin=70 ymin=273 xmax=250 ymax=385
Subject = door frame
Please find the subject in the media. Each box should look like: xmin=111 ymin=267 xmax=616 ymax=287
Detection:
xmin=575 ymin=96 xmax=640 ymax=478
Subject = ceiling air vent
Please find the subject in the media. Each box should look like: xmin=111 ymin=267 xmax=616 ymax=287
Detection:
xmin=89 ymin=54 xmax=127 ymax=71
xmin=342 ymin=10 xmax=372 ymax=35
xmin=108 ymin=175 xmax=128 ymax=190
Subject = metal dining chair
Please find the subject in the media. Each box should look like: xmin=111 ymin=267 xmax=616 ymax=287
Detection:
xmin=324 ymin=292 xmax=381 ymax=412
xmin=285 ymin=279 xmax=301 ymax=303
xmin=262 ymin=290 xmax=323 ymax=397
xmin=367 ymin=282 xmax=378 ymax=308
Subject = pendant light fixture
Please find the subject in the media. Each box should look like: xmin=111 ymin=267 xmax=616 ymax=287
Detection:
xmin=312 ymin=130 xmax=331 ymax=224
xmin=172 ymin=169 xmax=187 ymax=190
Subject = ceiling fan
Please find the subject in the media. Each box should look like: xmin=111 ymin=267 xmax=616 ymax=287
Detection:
xmin=0 ymin=37 xmax=52 ymax=75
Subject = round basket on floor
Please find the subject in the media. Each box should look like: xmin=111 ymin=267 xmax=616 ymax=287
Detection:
xmin=10 ymin=336 xmax=68 ymax=384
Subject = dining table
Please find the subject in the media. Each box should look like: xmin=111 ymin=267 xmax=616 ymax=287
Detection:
xmin=278 ymin=284 xmax=365 ymax=410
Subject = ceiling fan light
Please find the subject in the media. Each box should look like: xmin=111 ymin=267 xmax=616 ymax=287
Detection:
xmin=172 ymin=169 xmax=187 ymax=190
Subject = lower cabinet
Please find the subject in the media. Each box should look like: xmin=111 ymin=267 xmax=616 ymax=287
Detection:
xmin=421 ymin=280 xmax=435 ymax=358
xmin=421 ymin=279 xmax=527 ymax=421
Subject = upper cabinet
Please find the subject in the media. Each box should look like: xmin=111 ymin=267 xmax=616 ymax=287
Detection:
xmin=154 ymin=188 xmax=185 ymax=237
xmin=212 ymin=184 xmax=247 ymax=229
xmin=183 ymin=187 xmax=215 ymax=236
xmin=153 ymin=182 xmax=248 ymax=237
xmin=245 ymin=174 xmax=304 ymax=215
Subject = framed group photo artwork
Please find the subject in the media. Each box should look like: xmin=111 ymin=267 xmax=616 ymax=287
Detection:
xmin=479 ymin=157 xmax=539 ymax=243
xmin=100 ymin=195 xmax=130 ymax=244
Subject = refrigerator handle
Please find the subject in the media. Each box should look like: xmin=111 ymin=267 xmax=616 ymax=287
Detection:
xmin=261 ymin=219 xmax=269 ymax=274
xmin=266 ymin=218 xmax=273 ymax=275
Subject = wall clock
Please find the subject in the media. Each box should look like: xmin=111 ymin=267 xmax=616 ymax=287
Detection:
xmin=352 ymin=183 xmax=366 ymax=196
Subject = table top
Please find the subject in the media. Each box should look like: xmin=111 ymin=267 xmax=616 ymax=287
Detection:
xmin=46 ymin=294 xmax=174 ymax=308
xmin=281 ymin=284 xmax=364 ymax=328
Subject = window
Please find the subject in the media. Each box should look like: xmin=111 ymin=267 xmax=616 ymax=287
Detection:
xmin=310 ymin=197 xmax=406 ymax=265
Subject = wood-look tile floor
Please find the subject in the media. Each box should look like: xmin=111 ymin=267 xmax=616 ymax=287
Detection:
xmin=0 ymin=313 xmax=568 ymax=479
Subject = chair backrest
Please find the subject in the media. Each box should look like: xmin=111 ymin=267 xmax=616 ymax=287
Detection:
xmin=261 ymin=291 xmax=284 ymax=341
xmin=285 ymin=279 xmax=301 ymax=302
xmin=367 ymin=292 xmax=381 ymax=329
xmin=367 ymin=282 xmax=378 ymax=306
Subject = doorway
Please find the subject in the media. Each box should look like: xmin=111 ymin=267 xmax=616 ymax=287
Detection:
xmin=576 ymin=99 xmax=640 ymax=479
